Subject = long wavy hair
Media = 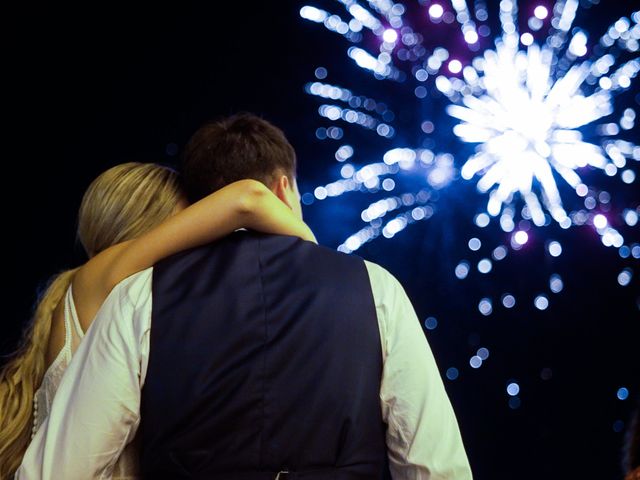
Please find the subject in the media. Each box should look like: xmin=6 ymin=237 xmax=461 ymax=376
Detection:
xmin=623 ymin=397 xmax=640 ymax=476
xmin=0 ymin=162 xmax=182 ymax=478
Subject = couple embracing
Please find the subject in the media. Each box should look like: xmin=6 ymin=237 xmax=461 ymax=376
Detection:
xmin=3 ymin=113 xmax=472 ymax=479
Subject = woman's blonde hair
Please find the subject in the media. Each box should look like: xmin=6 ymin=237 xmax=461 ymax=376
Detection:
xmin=0 ymin=162 xmax=182 ymax=477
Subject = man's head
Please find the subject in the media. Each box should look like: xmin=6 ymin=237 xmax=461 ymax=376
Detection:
xmin=182 ymin=113 xmax=302 ymax=219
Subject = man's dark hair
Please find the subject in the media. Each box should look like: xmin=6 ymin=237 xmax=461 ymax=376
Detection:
xmin=181 ymin=113 xmax=297 ymax=202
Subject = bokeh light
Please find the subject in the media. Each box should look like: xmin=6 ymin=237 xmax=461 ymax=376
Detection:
xmin=429 ymin=4 xmax=444 ymax=19
xmin=534 ymin=5 xmax=548 ymax=20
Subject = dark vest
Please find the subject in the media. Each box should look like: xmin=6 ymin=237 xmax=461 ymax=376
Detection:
xmin=140 ymin=232 xmax=389 ymax=479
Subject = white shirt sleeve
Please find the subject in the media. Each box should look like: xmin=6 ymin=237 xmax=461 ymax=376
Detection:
xmin=365 ymin=261 xmax=473 ymax=480
xmin=17 ymin=269 xmax=154 ymax=480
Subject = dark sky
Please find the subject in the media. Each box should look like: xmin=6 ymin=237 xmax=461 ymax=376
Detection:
xmin=5 ymin=2 xmax=640 ymax=479
xmin=6 ymin=1 xmax=323 ymax=338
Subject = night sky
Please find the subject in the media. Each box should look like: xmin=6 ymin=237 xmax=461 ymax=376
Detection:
xmin=4 ymin=2 xmax=639 ymax=479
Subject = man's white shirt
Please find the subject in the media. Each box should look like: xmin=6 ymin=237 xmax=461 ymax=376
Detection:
xmin=18 ymin=261 xmax=472 ymax=479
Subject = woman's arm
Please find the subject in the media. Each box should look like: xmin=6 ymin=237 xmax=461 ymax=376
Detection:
xmin=73 ymin=179 xmax=315 ymax=329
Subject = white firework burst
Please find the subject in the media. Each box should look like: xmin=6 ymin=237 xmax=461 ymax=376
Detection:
xmin=445 ymin=2 xmax=638 ymax=227
xmin=300 ymin=0 xmax=639 ymax=252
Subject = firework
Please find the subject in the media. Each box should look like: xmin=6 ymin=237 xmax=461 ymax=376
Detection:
xmin=301 ymin=0 xmax=638 ymax=257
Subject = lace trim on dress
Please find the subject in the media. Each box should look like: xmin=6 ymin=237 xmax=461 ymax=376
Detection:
xmin=68 ymin=285 xmax=85 ymax=342
xmin=31 ymin=286 xmax=81 ymax=439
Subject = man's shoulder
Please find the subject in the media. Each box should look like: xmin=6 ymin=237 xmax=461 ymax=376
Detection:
xmin=363 ymin=260 xmax=400 ymax=287
xmin=362 ymin=260 xmax=407 ymax=310
xmin=244 ymin=232 xmax=363 ymax=267
xmin=283 ymin=238 xmax=400 ymax=287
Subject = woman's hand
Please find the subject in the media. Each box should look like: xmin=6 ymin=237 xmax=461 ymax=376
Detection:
xmin=235 ymin=179 xmax=317 ymax=244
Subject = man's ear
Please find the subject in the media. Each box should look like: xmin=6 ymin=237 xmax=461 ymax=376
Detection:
xmin=272 ymin=174 xmax=293 ymax=210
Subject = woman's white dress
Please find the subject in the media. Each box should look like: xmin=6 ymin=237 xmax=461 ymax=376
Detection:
xmin=31 ymin=285 xmax=140 ymax=479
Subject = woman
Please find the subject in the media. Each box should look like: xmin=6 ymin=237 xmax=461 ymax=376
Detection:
xmin=0 ymin=162 xmax=315 ymax=478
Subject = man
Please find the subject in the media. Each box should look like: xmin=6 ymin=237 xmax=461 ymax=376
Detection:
xmin=19 ymin=114 xmax=472 ymax=479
